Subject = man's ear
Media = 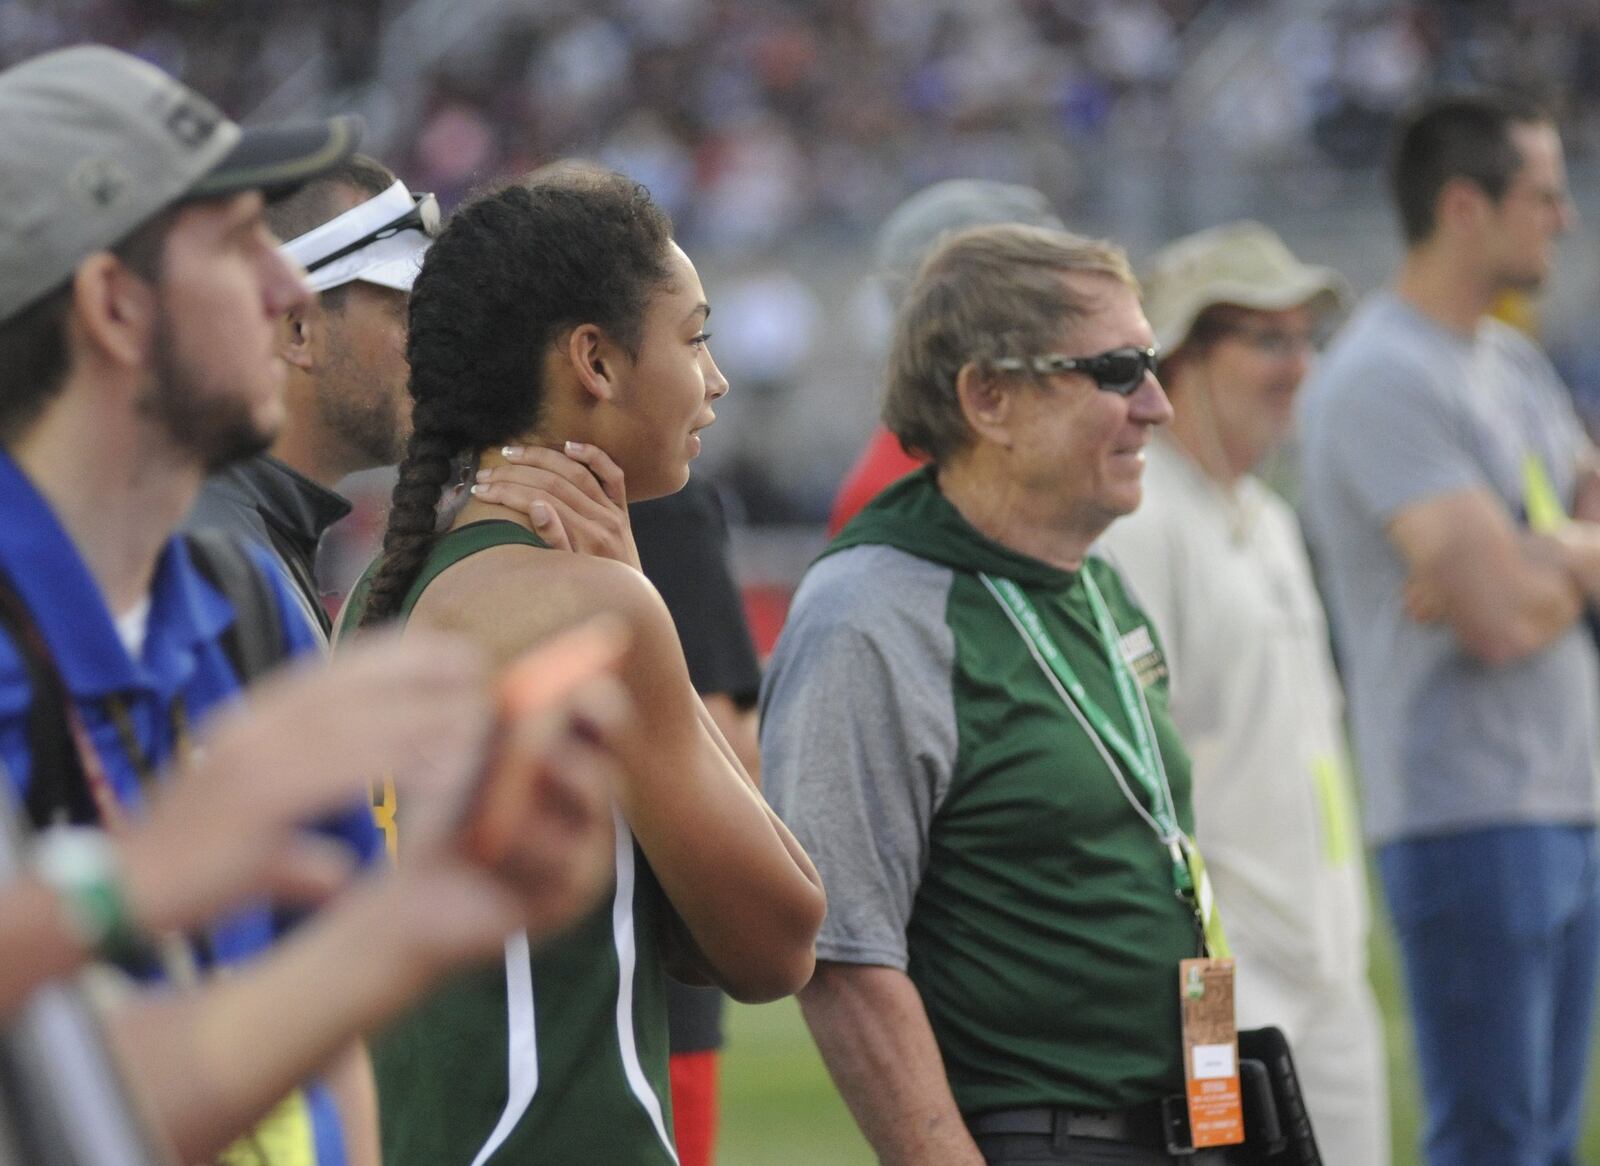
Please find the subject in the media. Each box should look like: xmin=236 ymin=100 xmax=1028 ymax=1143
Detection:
xmin=1435 ymin=176 xmax=1493 ymax=238
xmin=954 ymin=362 xmax=1015 ymax=450
xmin=564 ymin=323 xmax=618 ymax=403
xmin=280 ymin=302 xmax=315 ymax=370
xmin=70 ymin=254 xmax=154 ymax=370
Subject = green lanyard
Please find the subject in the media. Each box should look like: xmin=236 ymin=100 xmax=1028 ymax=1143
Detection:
xmin=980 ymin=570 xmax=1231 ymax=959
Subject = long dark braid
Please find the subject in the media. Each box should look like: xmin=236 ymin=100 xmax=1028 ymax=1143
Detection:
xmin=359 ymin=165 xmax=674 ymax=626
xmin=359 ymin=406 xmax=460 ymax=627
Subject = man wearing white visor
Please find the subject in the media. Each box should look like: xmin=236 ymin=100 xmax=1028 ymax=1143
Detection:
xmin=188 ymin=156 xmax=437 ymax=640
xmin=181 ymin=156 xmax=437 ymax=1165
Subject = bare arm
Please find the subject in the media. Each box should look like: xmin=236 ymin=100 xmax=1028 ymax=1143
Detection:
xmin=323 ymin=1042 xmax=380 ymax=1166
xmin=0 ymin=634 xmax=489 ymax=1022
xmin=653 ymin=696 xmax=806 ymax=989
xmin=1571 ymin=456 xmax=1600 ymax=523
xmin=1542 ymin=520 xmax=1600 ymax=603
xmin=480 ymin=448 xmax=765 ymax=790
xmin=702 ymin=693 xmax=760 ymax=786
xmin=432 ymin=548 xmax=824 ymax=1003
xmin=799 ymin=962 xmax=984 ymax=1166
xmin=603 ymin=576 xmax=822 ymax=1001
xmin=445 ymin=456 xmax=822 ymax=999
xmin=1389 ymin=488 xmax=1585 ymax=663
xmin=105 ymin=871 xmax=447 ymax=1162
xmin=106 ymin=676 xmax=620 ymax=1163
xmin=0 ymin=878 xmax=96 ymax=1018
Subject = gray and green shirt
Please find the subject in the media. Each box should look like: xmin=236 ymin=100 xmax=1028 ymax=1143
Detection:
xmin=342 ymin=521 xmax=678 ymax=1166
xmin=761 ymin=469 xmax=1199 ymax=1116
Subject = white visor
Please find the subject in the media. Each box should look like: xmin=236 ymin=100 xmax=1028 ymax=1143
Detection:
xmin=281 ymin=178 xmax=432 ymax=294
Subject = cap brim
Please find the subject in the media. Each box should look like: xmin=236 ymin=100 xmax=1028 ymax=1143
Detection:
xmin=189 ymin=114 xmax=363 ymax=203
xmin=1153 ymin=267 xmax=1350 ymax=354
xmin=358 ymin=246 xmax=428 ymax=292
xmin=302 ymin=230 xmax=429 ymax=295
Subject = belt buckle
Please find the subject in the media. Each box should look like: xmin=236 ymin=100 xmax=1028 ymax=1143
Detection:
xmin=1160 ymin=1094 xmax=1197 ymax=1156
xmin=1061 ymin=1109 xmax=1124 ymax=1142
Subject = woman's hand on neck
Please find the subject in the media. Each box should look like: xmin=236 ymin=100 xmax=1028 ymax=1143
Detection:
xmin=451 ymin=442 xmax=549 ymax=533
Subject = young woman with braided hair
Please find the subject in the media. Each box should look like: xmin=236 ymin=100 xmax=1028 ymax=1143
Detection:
xmin=341 ymin=166 xmax=824 ymax=1165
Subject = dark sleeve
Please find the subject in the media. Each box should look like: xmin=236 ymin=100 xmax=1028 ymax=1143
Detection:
xmin=185 ymin=474 xmax=275 ymax=549
xmin=631 ymin=479 xmax=762 ymax=706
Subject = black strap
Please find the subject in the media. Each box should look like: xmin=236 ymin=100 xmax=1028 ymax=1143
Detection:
xmin=0 ymin=566 xmax=95 ymax=829
xmin=0 ymin=534 xmax=289 ymax=832
xmin=182 ymin=529 xmax=288 ymax=685
xmin=184 ymin=530 xmax=303 ymax=948
xmin=263 ymin=516 xmax=333 ymax=638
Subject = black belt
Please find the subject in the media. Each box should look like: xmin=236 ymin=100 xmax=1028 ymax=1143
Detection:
xmin=968 ymin=1103 xmax=1241 ymax=1161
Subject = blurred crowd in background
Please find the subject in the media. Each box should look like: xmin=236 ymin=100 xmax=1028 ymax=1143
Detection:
xmin=12 ymin=0 xmax=1600 ymax=237
xmin=14 ymin=0 xmax=1600 ymax=546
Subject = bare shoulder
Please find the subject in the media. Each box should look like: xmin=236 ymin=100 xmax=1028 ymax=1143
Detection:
xmin=408 ymin=544 xmax=674 ymax=667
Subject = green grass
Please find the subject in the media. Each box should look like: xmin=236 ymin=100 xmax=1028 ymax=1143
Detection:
xmin=719 ymin=996 xmax=872 ymax=1166
xmin=719 ymin=898 xmax=1600 ymax=1164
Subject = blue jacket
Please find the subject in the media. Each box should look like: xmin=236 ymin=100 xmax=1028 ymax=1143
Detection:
xmin=0 ymin=449 xmax=378 ymax=1164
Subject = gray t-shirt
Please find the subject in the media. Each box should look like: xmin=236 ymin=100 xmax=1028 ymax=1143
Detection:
xmin=760 ymin=545 xmax=959 ymax=970
xmin=1299 ymin=291 xmax=1600 ymax=844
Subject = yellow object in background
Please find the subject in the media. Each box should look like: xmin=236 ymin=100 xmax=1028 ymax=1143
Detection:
xmin=216 ymin=1089 xmax=317 ymax=1166
xmin=1523 ymin=454 xmax=1569 ymax=534
xmin=1311 ymin=754 xmax=1359 ymax=866
xmin=1490 ymin=288 xmax=1539 ymax=337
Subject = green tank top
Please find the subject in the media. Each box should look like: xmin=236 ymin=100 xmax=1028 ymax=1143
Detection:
xmin=341 ymin=521 xmax=678 ymax=1165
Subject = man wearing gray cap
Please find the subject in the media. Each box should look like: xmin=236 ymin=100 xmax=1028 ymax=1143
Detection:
xmin=1097 ymin=222 xmax=1388 ymax=1163
xmin=0 ymin=46 xmax=627 ymax=1166
xmin=0 ymin=42 xmax=373 ymax=1166
xmin=187 ymin=154 xmax=438 ymax=640
xmin=827 ymin=180 xmax=1063 ymax=534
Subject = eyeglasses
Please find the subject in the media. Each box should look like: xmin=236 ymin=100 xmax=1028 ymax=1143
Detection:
xmin=1213 ymin=325 xmax=1323 ymax=360
xmin=303 ymin=192 xmax=442 ymax=275
xmin=990 ymin=345 xmax=1159 ymax=396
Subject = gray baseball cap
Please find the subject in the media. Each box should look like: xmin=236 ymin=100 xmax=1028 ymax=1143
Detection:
xmin=0 ymin=44 xmax=362 ymax=324
xmin=875 ymin=179 xmax=1065 ymax=306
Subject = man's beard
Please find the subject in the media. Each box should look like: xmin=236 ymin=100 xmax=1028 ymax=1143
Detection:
xmin=137 ymin=316 xmax=276 ymax=473
xmin=316 ymin=374 xmax=409 ymax=470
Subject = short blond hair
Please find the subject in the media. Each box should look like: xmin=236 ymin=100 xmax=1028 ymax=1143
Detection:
xmin=883 ymin=223 xmax=1136 ymax=465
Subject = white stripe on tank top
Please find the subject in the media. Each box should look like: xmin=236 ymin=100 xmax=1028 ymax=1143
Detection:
xmin=611 ymin=808 xmax=680 ymax=1162
xmin=468 ymin=808 xmax=678 ymax=1165
xmin=468 ymin=934 xmax=539 ymax=1166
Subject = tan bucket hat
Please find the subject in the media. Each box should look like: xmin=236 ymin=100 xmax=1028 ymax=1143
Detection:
xmin=1141 ymin=221 xmax=1349 ymax=355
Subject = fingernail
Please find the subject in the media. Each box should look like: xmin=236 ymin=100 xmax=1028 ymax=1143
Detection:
xmin=565 ymin=440 xmax=585 ymax=454
xmin=502 ymin=445 xmax=522 ymax=458
xmin=530 ymin=502 xmax=550 ymax=523
xmin=475 ymin=468 xmax=490 ymax=483
xmin=469 ymin=484 xmax=486 ymax=496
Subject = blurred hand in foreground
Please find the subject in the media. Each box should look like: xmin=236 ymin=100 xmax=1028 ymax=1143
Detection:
xmin=118 ymin=631 xmax=491 ymax=935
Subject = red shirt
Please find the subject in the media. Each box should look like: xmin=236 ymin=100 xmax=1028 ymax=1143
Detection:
xmin=827 ymin=426 xmax=927 ymax=536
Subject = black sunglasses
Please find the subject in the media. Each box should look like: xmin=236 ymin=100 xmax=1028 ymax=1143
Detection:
xmin=991 ymin=345 xmax=1160 ymax=396
xmin=303 ymin=192 xmax=442 ymax=275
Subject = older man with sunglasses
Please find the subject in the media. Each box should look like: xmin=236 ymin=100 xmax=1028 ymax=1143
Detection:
xmin=763 ymin=224 xmax=1255 ymax=1165
xmin=1097 ymin=223 xmax=1388 ymax=1165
